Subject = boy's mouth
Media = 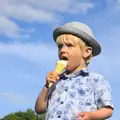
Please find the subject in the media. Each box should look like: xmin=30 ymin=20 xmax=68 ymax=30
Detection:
xmin=61 ymin=56 xmax=68 ymax=61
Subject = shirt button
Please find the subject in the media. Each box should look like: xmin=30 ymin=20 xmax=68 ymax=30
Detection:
xmin=61 ymin=101 xmax=64 ymax=104
xmin=65 ymin=89 xmax=67 ymax=91
xmin=58 ymin=115 xmax=61 ymax=118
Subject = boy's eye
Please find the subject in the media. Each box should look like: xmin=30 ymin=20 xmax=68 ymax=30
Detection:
xmin=67 ymin=44 xmax=73 ymax=47
xmin=58 ymin=43 xmax=73 ymax=49
xmin=58 ymin=44 xmax=63 ymax=49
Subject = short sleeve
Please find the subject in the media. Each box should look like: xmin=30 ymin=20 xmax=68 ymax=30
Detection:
xmin=94 ymin=75 xmax=114 ymax=109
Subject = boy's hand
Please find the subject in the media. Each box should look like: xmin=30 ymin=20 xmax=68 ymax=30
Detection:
xmin=74 ymin=107 xmax=113 ymax=120
xmin=46 ymin=71 xmax=60 ymax=87
xmin=74 ymin=112 xmax=94 ymax=120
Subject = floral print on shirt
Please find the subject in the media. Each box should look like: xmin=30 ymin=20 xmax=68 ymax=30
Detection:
xmin=46 ymin=69 xmax=113 ymax=120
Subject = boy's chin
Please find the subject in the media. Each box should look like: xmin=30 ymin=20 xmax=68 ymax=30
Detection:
xmin=66 ymin=65 xmax=85 ymax=74
xmin=66 ymin=66 xmax=71 ymax=71
xmin=66 ymin=66 xmax=75 ymax=73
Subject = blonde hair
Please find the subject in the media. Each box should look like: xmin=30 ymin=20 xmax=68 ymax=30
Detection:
xmin=56 ymin=34 xmax=92 ymax=66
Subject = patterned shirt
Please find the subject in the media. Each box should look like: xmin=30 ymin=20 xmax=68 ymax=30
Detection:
xmin=46 ymin=68 xmax=114 ymax=120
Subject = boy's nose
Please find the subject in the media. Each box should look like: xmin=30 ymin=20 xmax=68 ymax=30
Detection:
xmin=60 ymin=45 xmax=68 ymax=52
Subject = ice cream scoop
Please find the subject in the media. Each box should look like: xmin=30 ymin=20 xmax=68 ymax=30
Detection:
xmin=49 ymin=60 xmax=68 ymax=87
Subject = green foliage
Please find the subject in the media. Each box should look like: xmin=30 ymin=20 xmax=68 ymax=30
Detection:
xmin=0 ymin=108 xmax=45 ymax=120
xmin=37 ymin=112 xmax=46 ymax=120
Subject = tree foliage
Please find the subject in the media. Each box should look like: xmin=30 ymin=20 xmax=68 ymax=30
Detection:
xmin=0 ymin=109 xmax=46 ymax=120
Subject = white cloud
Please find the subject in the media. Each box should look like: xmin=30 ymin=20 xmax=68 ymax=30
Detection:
xmin=71 ymin=2 xmax=94 ymax=13
xmin=2 ymin=0 xmax=94 ymax=13
xmin=0 ymin=0 xmax=94 ymax=38
xmin=30 ymin=0 xmax=94 ymax=13
xmin=0 ymin=2 xmax=57 ymax=23
xmin=0 ymin=91 xmax=27 ymax=104
xmin=0 ymin=43 xmax=58 ymax=64
xmin=0 ymin=16 xmax=30 ymax=39
xmin=0 ymin=16 xmax=20 ymax=38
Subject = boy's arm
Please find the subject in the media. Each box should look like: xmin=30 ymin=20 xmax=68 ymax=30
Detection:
xmin=35 ymin=71 xmax=59 ymax=114
xmin=75 ymin=107 xmax=113 ymax=120
xmin=35 ymin=86 xmax=49 ymax=114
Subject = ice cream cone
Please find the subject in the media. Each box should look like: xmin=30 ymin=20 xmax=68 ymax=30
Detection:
xmin=49 ymin=60 xmax=68 ymax=87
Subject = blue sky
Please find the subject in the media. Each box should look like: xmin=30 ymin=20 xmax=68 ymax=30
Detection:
xmin=0 ymin=0 xmax=120 ymax=119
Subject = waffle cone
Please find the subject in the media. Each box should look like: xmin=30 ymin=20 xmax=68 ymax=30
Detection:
xmin=49 ymin=60 xmax=67 ymax=87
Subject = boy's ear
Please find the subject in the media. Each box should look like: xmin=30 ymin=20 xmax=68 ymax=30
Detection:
xmin=83 ymin=47 xmax=93 ymax=58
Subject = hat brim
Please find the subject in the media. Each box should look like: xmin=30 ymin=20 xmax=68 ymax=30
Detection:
xmin=53 ymin=26 xmax=101 ymax=56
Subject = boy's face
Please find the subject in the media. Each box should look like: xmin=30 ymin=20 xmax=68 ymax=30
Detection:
xmin=57 ymin=35 xmax=88 ymax=72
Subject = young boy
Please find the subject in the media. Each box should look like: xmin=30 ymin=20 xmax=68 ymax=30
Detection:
xmin=35 ymin=22 xmax=114 ymax=120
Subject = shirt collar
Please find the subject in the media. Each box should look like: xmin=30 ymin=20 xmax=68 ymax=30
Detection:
xmin=60 ymin=67 xmax=89 ymax=79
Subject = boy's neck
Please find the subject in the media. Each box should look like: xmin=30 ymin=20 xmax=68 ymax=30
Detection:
xmin=67 ymin=64 xmax=87 ymax=74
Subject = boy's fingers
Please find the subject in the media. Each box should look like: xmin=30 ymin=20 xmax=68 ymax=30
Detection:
xmin=74 ymin=112 xmax=85 ymax=120
xmin=48 ymin=75 xmax=56 ymax=82
xmin=80 ymin=112 xmax=85 ymax=117
xmin=47 ymin=71 xmax=60 ymax=84
xmin=52 ymin=71 xmax=60 ymax=80
xmin=76 ymin=112 xmax=85 ymax=117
